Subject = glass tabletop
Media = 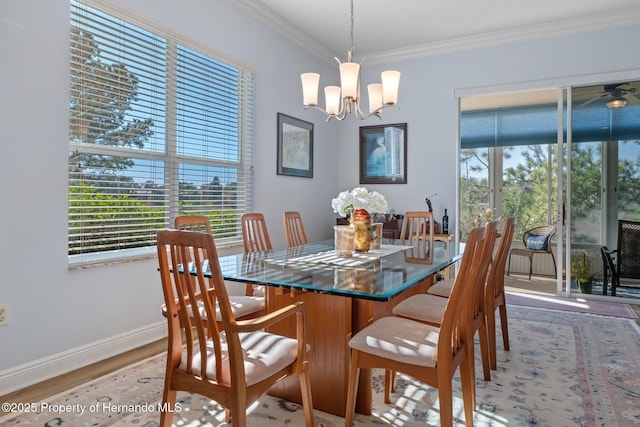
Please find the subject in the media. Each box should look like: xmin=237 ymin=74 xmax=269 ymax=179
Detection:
xmin=218 ymin=239 xmax=460 ymax=301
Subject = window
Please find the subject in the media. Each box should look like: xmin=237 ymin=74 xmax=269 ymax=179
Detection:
xmin=459 ymin=101 xmax=559 ymax=239
xmin=69 ymin=1 xmax=255 ymax=265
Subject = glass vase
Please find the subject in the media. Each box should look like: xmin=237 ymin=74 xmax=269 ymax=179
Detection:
xmin=350 ymin=209 xmax=372 ymax=252
xmin=334 ymin=225 xmax=355 ymax=257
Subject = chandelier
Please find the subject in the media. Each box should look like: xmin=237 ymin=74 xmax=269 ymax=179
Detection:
xmin=300 ymin=0 xmax=400 ymax=121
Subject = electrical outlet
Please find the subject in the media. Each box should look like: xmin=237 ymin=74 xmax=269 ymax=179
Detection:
xmin=0 ymin=305 xmax=7 ymax=326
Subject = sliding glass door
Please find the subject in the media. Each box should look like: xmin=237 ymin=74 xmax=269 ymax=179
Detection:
xmin=459 ymin=80 xmax=640 ymax=302
xmin=459 ymin=90 xmax=561 ymax=289
xmin=569 ymin=81 xmax=640 ymax=298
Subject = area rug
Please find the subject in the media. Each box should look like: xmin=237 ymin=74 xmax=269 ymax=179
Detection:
xmin=2 ymin=305 xmax=640 ymax=426
xmin=506 ymin=291 xmax=639 ymax=319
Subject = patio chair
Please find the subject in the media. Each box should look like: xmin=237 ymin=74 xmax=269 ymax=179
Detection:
xmin=507 ymin=224 xmax=556 ymax=280
xmin=611 ymin=220 xmax=640 ymax=294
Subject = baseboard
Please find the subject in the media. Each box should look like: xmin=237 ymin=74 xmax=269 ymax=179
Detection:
xmin=0 ymin=321 xmax=166 ymax=395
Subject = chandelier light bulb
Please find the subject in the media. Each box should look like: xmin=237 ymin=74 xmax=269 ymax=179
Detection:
xmin=301 ymin=73 xmax=320 ymax=106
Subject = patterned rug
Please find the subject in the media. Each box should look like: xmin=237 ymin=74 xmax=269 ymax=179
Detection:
xmin=506 ymin=291 xmax=639 ymax=319
xmin=2 ymin=305 xmax=640 ymax=426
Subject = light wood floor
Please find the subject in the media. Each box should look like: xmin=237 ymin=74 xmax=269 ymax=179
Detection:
xmin=2 ymin=274 xmax=638 ymax=416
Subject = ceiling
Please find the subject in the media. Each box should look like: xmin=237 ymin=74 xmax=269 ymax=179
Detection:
xmin=233 ymin=0 xmax=640 ymax=64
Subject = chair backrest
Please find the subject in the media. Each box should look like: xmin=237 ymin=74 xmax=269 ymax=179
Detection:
xmin=399 ymin=211 xmax=435 ymax=263
xmin=283 ymin=211 xmax=308 ymax=247
xmin=473 ymin=220 xmax=498 ymax=318
xmin=157 ymin=229 xmax=237 ymax=386
xmin=438 ymin=226 xmax=485 ymax=363
xmin=241 ymin=213 xmax=273 ymax=253
xmin=487 ymin=217 xmax=516 ymax=302
xmin=617 ymin=220 xmax=640 ymax=279
xmin=522 ymin=225 xmax=556 ymax=253
xmin=174 ymin=215 xmax=212 ymax=233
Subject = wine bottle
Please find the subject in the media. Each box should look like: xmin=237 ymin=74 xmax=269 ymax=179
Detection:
xmin=442 ymin=209 xmax=449 ymax=234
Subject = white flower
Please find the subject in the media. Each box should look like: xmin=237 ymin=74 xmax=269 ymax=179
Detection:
xmin=331 ymin=187 xmax=389 ymax=216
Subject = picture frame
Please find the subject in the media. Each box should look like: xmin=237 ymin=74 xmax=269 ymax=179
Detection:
xmin=359 ymin=123 xmax=407 ymax=184
xmin=277 ymin=113 xmax=314 ymax=178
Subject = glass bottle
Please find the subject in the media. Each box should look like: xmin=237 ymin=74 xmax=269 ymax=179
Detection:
xmin=442 ymin=209 xmax=449 ymax=234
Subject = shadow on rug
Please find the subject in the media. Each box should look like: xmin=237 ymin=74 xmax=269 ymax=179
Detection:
xmin=2 ymin=305 xmax=640 ymax=426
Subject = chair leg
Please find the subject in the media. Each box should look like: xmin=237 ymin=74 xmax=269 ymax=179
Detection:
xmin=478 ymin=324 xmax=491 ymax=381
xmin=459 ymin=351 xmax=476 ymax=427
xmin=384 ymin=369 xmax=395 ymax=404
xmin=160 ymin=389 xmax=177 ymax=427
xmin=507 ymin=254 xmax=512 ymax=276
xmin=345 ymin=350 xmax=361 ymax=427
xmin=299 ymin=371 xmax=315 ymax=427
xmin=499 ymin=302 xmax=510 ymax=352
xmin=487 ymin=308 xmax=497 ymax=371
xmin=528 ymin=255 xmax=533 ymax=280
xmin=437 ymin=376 xmax=454 ymax=427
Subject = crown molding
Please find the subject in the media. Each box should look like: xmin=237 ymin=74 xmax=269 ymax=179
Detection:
xmin=366 ymin=8 xmax=640 ymax=65
xmin=233 ymin=1 xmax=640 ymax=66
xmin=232 ymin=0 xmax=336 ymax=65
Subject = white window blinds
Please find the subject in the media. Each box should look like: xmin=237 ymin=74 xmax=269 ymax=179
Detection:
xmin=69 ymin=1 xmax=255 ymax=263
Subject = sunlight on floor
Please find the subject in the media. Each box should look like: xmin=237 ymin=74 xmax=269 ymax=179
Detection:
xmin=510 ymin=291 xmax=592 ymax=309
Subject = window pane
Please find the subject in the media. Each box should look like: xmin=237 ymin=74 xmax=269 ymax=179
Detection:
xmin=69 ymin=1 xmax=254 ymax=263
xmin=459 ymin=147 xmax=490 ymax=237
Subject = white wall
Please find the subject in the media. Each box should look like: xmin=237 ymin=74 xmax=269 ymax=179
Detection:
xmin=0 ymin=0 xmax=338 ymax=391
xmin=335 ymin=26 xmax=640 ymax=227
xmin=1 ymin=0 xmax=639 ymax=392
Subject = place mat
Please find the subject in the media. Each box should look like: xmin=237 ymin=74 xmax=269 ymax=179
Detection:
xmin=268 ymin=244 xmax=413 ymax=267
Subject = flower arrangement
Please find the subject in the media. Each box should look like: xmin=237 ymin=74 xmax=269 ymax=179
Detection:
xmin=474 ymin=207 xmax=504 ymax=226
xmin=331 ymin=187 xmax=389 ymax=217
xmin=475 ymin=208 xmax=494 ymax=225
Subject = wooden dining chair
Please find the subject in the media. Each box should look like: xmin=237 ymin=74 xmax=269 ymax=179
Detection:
xmin=174 ymin=215 xmax=265 ymax=318
xmin=391 ymin=220 xmax=498 ymax=382
xmin=156 ymin=229 xmax=314 ymax=427
xmin=283 ymin=211 xmax=308 ymax=247
xmin=485 ymin=217 xmax=516 ymax=370
xmin=241 ymin=213 xmax=272 ymax=296
xmin=428 ymin=217 xmax=516 ymax=370
xmin=399 ymin=211 xmax=435 ymax=263
xmin=344 ymin=226 xmax=486 ymax=427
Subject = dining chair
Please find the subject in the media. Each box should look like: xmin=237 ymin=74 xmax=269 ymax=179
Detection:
xmin=241 ymin=213 xmax=273 ymax=296
xmin=399 ymin=211 xmax=435 ymax=263
xmin=391 ymin=220 xmax=498 ymax=382
xmin=174 ymin=215 xmax=265 ymax=318
xmin=344 ymin=226 xmax=486 ymax=427
xmin=484 ymin=217 xmax=515 ymax=370
xmin=156 ymin=229 xmax=314 ymax=427
xmin=283 ymin=211 xmax=308 ymax=247
xmin=428 ymin=218 xmax=515 ymax=370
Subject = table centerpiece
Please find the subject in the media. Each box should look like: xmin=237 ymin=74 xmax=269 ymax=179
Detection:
xmin=331 ymin=187 xmax=388 ymax=252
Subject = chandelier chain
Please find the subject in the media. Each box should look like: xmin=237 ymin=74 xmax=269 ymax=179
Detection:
xmin=349 ymin=0 xmax=355 ymax=53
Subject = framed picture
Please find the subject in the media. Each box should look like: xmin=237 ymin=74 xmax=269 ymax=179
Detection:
xmin=277 ymin=113 xmax=314 ymax=178
xmin=359 ymin=123 xmax=407 ymax=184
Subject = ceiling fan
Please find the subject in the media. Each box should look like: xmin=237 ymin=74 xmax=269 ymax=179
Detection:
xmin=578 ymin=83 xmax=639 ymax=109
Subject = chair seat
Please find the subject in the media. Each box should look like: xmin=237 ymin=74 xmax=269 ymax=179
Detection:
xmin=182 ymin=331 xmax=300 ymax=386
xmin=392 ymin=294 xmax=447 ymax=325
xmin=348 ymin=316 xmax=440 ymax=367
xmin=427 ymin=278 xmax=454 ymax=297
xmin=508 ymin=247 xmax=541 ymax=257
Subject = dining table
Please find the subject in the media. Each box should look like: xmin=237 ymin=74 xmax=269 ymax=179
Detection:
xmin=217 ymin=238 xmax=460 ymax=417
